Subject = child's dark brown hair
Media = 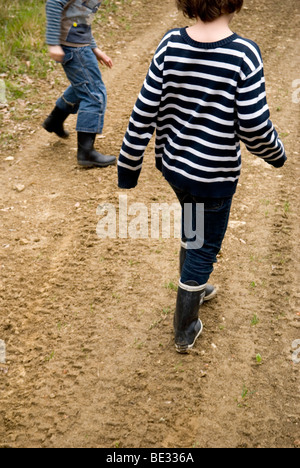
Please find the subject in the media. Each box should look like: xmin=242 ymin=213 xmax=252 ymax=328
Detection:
xmin=176 ymin=0 xmax=244 ymax=22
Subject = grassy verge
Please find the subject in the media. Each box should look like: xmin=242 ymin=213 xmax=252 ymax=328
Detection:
xmin=0 ymin=0 xmax=48 ymax=80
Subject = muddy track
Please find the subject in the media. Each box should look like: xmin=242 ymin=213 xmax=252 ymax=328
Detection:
xmin=0 ymin=0 xmax=299 ymax=448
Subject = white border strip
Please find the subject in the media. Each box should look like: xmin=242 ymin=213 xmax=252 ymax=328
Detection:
xmin=179 ymin=280 xmax=207 ymax=292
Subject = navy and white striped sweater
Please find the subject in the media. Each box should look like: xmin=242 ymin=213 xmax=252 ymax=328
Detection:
xmin=118 ymin=28 xmax=287 ymax=198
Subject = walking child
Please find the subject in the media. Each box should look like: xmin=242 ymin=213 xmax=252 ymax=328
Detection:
xmin=118 ymin=0 xmax=287 ymax=353
xmin=43 ymin=0 xmax=116 ymax=168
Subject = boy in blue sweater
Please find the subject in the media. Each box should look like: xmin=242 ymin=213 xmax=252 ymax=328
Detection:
xmin=118 ymin=0 xmax=287 ymax=353
xmin=43 ymin=0 xmax=116 ymax=168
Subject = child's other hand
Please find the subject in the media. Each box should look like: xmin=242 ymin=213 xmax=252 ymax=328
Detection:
xmin=49 ymin=45 xmax=65 ymax=63
xmin=93 ymin=48 xmax=113 ymax=69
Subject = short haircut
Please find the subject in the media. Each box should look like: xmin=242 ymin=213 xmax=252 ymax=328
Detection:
xmin=176 ymin=0 xmax=244 ymax=22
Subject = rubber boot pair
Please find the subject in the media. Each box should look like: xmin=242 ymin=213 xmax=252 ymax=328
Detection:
xmin=43 ymin=107 xmax=116 ymax=168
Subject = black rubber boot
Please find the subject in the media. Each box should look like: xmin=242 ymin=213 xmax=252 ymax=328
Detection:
xmin=179 ymin=242 xmax=217 ymax=302
xmin=77 ymin=132 xmax=117 ymax=168
xmin=174 ymin=280 xmax=205 ymax=354
xmin=42 ymin=106 xmax=70 ymax=139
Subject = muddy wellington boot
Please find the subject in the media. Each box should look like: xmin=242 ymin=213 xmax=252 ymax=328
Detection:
xmin=174 ymin=280 xmax=206 ymax=354
xmin=77 ymin=132 xmax=117 ymax=168
xmin=180 ymin=242 xmax=217 ymax=302
xmin=42 ymin=106 xmax=70 ymax=139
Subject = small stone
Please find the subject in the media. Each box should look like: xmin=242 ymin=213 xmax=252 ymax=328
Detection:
xmin=14 ymin=184 xmax=25 ymax=193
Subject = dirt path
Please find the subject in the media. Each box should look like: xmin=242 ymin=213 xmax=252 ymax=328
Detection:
xmin=0 ymin=0 xmax=299 ymax=448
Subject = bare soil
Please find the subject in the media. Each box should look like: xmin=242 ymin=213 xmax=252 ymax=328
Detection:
xmin=0 ymin=0 xmax=299 ymax=448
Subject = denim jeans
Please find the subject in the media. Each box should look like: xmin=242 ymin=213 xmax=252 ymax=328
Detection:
xmin=56 ymin=46 xmax=107 ymax=134
xmin=170 ymin=184 xmax=233 ymax=286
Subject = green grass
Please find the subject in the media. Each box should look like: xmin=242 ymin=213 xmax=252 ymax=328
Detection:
xmin=255 ymin=353 xmax=262 ymax=365
xmin=165 ymin=281 xmax=178 ymax=292
xmin=0 ymin=0 xmax=48 ymax=79
xmin=283 ymin=201 xmax=291 ymax=214
xmin=251 ymin=314 xmax=260 ymax=326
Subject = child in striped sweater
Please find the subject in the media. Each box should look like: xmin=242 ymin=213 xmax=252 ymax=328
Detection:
xmin=118 ymin=0 xmax=287 ymax=353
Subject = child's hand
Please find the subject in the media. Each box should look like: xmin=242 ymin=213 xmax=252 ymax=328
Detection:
xmin=49 ymin=45 xmax=65 ymax=63
xmin=93 ymin=48 xmax=113 ymax=69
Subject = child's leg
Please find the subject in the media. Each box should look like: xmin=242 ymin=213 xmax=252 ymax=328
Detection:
xmin=43 ymin=86 xmax=79 ymax=139
xmin=56 ymin=86 xmax=80 ymax=116
xmin=61 ymin=47 xmax=107 ymax=134
xmin=169 ymin=185 xmax=232 ymax=352
xmin=58 ymin=46 xmax=116 ymax=167
xmin=182 ymin=197 xmax=232 ymax=285
xmin=170 ymin=184 xmax=232 ymax=286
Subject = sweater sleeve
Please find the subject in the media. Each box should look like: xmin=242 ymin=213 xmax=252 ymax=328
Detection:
xmin=118 ymin=42 xmax=165 ymax=189
xmin=46 ymin=0 xmax=97 ymax=48
xmin=236 ymin=56 xmax=287 ymax=168
xmin=91 ymin=35 xmax=98 ymax=49
xmin=45 ymin=0 xmax=69 ymax=46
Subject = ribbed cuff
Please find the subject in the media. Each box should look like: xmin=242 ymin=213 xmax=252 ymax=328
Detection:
xmin=178 ymin=280 xmax=207 ymax=292
xmin=118 ymin=165 xmax=140 ymax=189
xmin=269 ymin=155 xmax=287 ymax=168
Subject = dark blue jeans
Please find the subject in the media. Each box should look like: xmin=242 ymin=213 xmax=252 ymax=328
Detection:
xmin=56 ymin=46 xmax=107 ymax=134
xmin=171 ymin=184 xmax=233 ymax=286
